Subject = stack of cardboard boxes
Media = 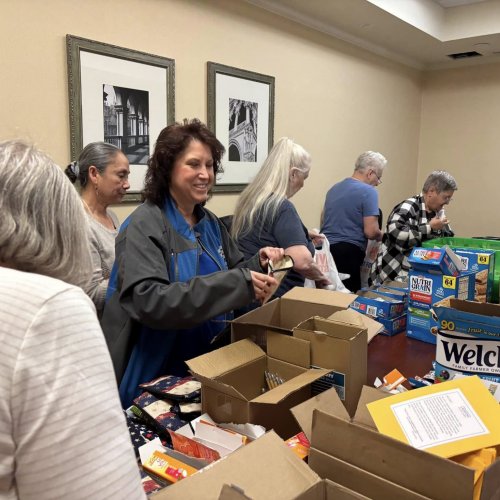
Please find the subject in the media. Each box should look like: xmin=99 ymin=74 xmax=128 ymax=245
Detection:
xmin=406 ymin=247 xmax=476 ymax=344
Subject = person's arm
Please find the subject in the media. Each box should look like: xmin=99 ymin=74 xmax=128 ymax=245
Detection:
xmin=285 ymin=244 xmax=326 ymax=281
xmin=117 ymin=212 xmax=267 ymax=330
xmin=385 ymin=199 xmax=430 ymax=251
xmin=84 ymin=238 xmax=108 ymax=314
xmin=363 ymin=215 xmax=383 ymax=241
xmin=12 ymin=287 xmax=145 ymax=500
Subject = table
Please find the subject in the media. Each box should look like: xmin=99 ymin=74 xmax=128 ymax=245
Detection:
xmin=367 ymin=332 xmax=436 ymax=385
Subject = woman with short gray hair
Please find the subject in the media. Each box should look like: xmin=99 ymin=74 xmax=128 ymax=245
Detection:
xmin=65 ymin=141 xmax=130 ymax=316
xmin=373 ymin=170 xmax=457 ymax=283
xmin=0 ymin=140 xmax=145 ymax=500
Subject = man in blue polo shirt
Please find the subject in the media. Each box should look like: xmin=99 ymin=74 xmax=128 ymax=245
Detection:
xmin=320 ymin=151 xmax=386 ymax=292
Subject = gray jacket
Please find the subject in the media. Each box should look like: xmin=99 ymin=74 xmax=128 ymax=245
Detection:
xmin=101 ymin=201 xmax=262 ymax=382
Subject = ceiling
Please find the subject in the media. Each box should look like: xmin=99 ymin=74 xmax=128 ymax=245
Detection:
xmin=244 ymin=0 xmax=500 ymax=70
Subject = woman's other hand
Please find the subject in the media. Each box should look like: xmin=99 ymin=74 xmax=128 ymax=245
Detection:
xmin=258 ymin=247 xmax=285 ymax=271
xmin=250 ymin=271 xmax=278 ymax=303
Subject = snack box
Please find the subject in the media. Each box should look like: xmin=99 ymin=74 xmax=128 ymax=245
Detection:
xmin=452 ymin=248 xmax=495 ymax=302
xmin=375 ymin=314 xmax=407 ymax=337
xmin=408 ymin=246 xmax=464 ymax=276
xmin=408 ymin=269 xmax=475 ymax=311
xmin=350 ymin=290 xmax=405 ymax=320
xmin=432 ymin=298 xmax=500 ymax=380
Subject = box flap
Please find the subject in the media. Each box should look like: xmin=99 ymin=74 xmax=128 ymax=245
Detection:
xmin=187 ymin=339 xmax=264 ymax=379
xmin=152 ymin=430 xmax=321 ymax=499
xmin=267 ymin=331 xmax=311 ymax=368
xmin=218 ymin=484 xmax=252 ymax=500
xmin=291 ymin=387 xmax=350 ymax=441
xmin=352 ymin=386 xmax=388 ymax=428
xmin=328 ymin=309 xmax=382 ymax=343
xmin=447 ymin=298 xmax=500 ymax=318
xmin=355 ymin=290 xmax=401 ymax=303
xmin=283 ymin=287 xmax=357 ymax=308
xmin=196 ymin=375 xmax=249 ymax=401
xmin=252 ymin=368 xmax=331 ymax=404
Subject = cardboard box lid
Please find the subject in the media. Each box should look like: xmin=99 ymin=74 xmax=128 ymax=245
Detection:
xmin=327 ymin=309 xmax=382 ymax=343
xmin=282 ymin=287 xmax=357 ymax=309
xmin=187 ymin=339 xmax=264 ymax=379
xmin=252 ymin=368 xmax=331 ymax=404
xmin=152 ymin=431 xmax=321 ymax=499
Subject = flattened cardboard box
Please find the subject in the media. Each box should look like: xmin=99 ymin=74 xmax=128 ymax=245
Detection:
xmin=293 ymin=316 xmax=367 ymax=417
xmin=186 ymin=338 xmax=330 ymax=439
xmin=152 ymin=431 xmax=321 ymax=499
xmin=291 ymin=387 xmax=500 ymax=500
xmin=231 ymin=287 xmax=357 ymax=348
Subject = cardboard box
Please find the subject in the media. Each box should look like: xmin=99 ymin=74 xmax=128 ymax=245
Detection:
xmin=407 ymin=270 xmax=476 ymax=344
xmin=293 ymin=316 xmax=367 ymax=416
xmin=376 ymin=313 xmax=407 ymax=336
xmin=292 ymin=387 xmax=500 ymax=500
xmin=408 ymin=270 xmax=476 ymax=310
xmin=219 ymin=478 xmax=369 ymax=500
xmin=432 ymin=299 xmax=500 ymax=381
xmin=453 ymin=248 xmax=495 ymax=302
xmin=408 ymin=246 xmax=464 ymax=276
xmin=152 ymin=431 xmax=322 ymax=499
xmin=186 ymin=338 xmax=330 ymax=439
xmin=231 ymin=288 xmax=356 ymax=349
xmin=372 ymin=285 xmax=408 ymax=306
xmin=350 ymin=290 xmax=405 ymax=319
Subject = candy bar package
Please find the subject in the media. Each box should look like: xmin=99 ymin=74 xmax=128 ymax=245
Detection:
xmin=139 ymin=375 xmax=201 ymax=402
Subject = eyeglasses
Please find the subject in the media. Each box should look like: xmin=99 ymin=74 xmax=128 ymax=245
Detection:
xmin=371 ymin=169 xmax=382 ymax=184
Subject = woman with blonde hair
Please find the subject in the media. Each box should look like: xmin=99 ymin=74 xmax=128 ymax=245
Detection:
xmin=232 ymin=137 xmax=328 ymax=297
xmin=0 ymin=140 xmax=144 ymax=499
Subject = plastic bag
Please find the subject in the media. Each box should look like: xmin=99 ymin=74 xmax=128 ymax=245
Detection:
xmin=360 ymin=239 xmax=381 ymax=289
xmin=304 ymin=235 xmax=350 ymax=293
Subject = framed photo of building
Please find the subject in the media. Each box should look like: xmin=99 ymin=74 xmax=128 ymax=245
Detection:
xmin=66 ymin=35 xmax=175 ymax=201
xmin=207 ymin=62 xmax=275 ymax=193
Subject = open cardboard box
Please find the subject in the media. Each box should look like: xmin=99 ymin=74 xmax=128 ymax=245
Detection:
xmin=231 ymin=288 xmax=381 ymax=349
xmin=152 ymin=430 xmax=367 ymax=500
xmin=293 ymin=316 xmax=367 ymax=416
xmin=186 ymin=338 xmax=330 ymax=438
xmin=152 ymin=431 xmax=320 ymax=499
xmin=292 ymin=387 xmax=500 ymax=500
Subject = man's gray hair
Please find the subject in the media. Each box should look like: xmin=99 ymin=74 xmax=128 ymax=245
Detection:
xmin=422 ymin=170 xmax=457 ymax=193
xmin=0 ymin=140 xmax=92 ymax=287
xmin=354 ymin=151 xmax=387 ymax=173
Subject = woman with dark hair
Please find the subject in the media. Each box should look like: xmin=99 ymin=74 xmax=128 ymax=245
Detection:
xmin=102 ymin=119 xmax=282 ymax=407
xmin=65 ymin=142 xmax=130 ymax=316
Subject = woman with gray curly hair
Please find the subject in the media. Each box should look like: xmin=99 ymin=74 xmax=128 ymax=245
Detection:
xmin=0 ymin=140 xmax=145 ymax=500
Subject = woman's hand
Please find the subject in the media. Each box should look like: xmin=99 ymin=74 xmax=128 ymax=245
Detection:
xmin=258 ymin=247 xmax=285 ymax=271
xmin=250 ymin=271 xmax=278 ymax=304
xmin=308 ymin=230 xmax=324 ymax=248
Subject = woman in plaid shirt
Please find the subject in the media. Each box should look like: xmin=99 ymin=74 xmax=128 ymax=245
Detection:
xmin=372 ymin=171 xmax=457 ymax=283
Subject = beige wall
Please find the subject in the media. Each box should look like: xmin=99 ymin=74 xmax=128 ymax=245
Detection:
xmin=420 ymin=62 xmax=500 ymax=237
xmin=0 ymin=0 xmax=422 ymax=229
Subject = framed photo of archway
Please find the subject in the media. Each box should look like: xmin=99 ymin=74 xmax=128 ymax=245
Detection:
xmin=66 ymin=35 xmax=175 ymax=201
xmin=207 ymin=62 xmax=275 ymax=193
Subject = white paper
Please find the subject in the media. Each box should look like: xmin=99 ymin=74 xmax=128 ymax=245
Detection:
xmin=391 ymin=388 xmax=489 ymax=449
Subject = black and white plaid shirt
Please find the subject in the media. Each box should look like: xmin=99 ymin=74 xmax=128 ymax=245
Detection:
xmin=371 ymin=194 xmax=453 ymax=283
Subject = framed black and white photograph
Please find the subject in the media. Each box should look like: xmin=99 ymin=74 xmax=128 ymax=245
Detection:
xmin=207 ymin=62 xmax=275 ymax=193
xmin=66 ymin=35 xmax=175 ymax=201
